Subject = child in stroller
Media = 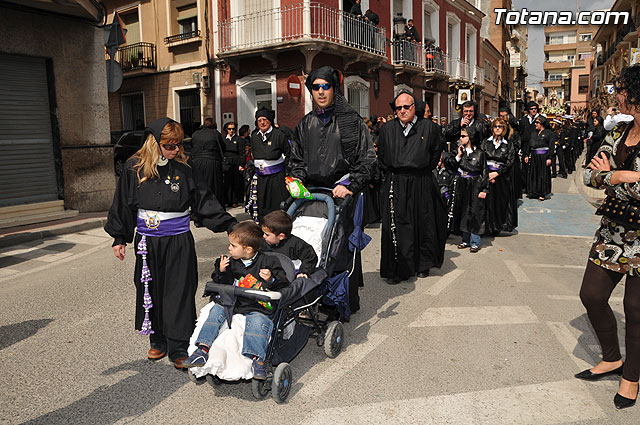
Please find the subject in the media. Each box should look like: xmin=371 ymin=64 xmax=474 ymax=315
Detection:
xmin=182 ymin=221 xmax=288 ymax=379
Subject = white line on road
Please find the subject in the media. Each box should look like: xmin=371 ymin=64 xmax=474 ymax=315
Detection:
xmin=408 ymin=306 xmax=539 ymax=327
xmin=546 ymin=321 xmax=594 ymax=371
xmin=504 ymin=260 xmax=531 ymax=282
xmin=421 ymin=269 xmax=465 ymax=296
xmin=548 ymin=295 xmax=623 ymax=303
xmin=302 ymin=379 xmax=605 ymax=425
xmin=296 ymin=333 xmax=387 ymax=398
xmin=516 ymin=232 xmax=593 ymax=239
xmin=523 ymin=263 xmax=584 ymax=269
xmin=0 ymin=267 xmax=19 ymax=277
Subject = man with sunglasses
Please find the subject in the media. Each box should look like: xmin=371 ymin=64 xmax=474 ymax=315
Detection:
xmin=519 ymin=101 xmax=541 ymax=193
xmin=191 ymin=117 xmax=227 ymax=208
xmin=291 ymin=65 xmax=376 ymax=315
xmin=376 ymin=90 xmax=446 ymax=284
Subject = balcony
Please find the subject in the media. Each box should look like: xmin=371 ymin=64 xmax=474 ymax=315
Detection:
xmin=391 ymin=39 xmax=424 ymax=70
xmin=112 ymin=42 xmax=156 ymax=74
xmin=446 ymin=58 xmax=484 ymax=85
xmin=218 ymin=2 xmax=386 ymax=68
xmin=543 ymin=80 xmax=563 ymax=88
xmin=425 ymin=48 xmax=448 ymax=75
xmin=543 ymin=60 xmax=572 ymax=70
xmin=165 ymin=30 xmax=202 ymax=47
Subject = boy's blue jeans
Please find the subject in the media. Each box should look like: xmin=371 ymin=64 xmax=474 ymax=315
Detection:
xmin=195 ymin=304 xmax=273 ymax=360
xmin=461 ymin=231 xmax=481 ymax=248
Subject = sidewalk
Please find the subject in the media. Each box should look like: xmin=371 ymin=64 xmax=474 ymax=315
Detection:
xmin=0 ymin=207 xmax=250 ymax=249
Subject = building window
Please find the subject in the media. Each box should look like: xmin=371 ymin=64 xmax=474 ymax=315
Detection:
xmin=166 ymin=0 xmax=199 ymax=43
xmin=578 ymin=52 xmax=592 ymax=60
xmin=549 ymin=74 xmax=563 ymax=81
xmin=345 ymin=78 xmax=370 ymax=118
xmin=177 ymin=88 xmax=201 ymax=137
xmin=579 ymin=33 xmax=592 ymax=42
xmin=121 ymin=93 xmax=145 ymax=131
xmin=119 ymin=8 xmax=140 ymax=45
xmin=547 ymin=35 xmax=563 ymax=45
xmin=177 ymin=3 xmax=197 ymax=34
xmin=578 ymin=75 xmax=589 ymax=94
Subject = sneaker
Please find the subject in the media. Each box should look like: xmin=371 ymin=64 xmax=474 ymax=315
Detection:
xmin=252 ymin=357 xmax=266 ymax=380
xmin=470 ymin=246 xmax=480 ymax=253
xmin=183 ymin=347 xmax=209 ymax=368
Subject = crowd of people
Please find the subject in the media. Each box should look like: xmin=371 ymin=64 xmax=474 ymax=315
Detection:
xmin=105 ymin=63 xmax=640 ymax=409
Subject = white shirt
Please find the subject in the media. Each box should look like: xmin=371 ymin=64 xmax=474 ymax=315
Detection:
xmin=604 ymin=113 xmax=634 ymax=131
xmin=401 ymin=116 xmax=418 ymax=137
xmin=528 ymin=113 xmax=539 ymax=124
xmin=259 ymin=126 xmax=273 ymax=141
xmin=487 ymin=135 xmax=507 ymax=149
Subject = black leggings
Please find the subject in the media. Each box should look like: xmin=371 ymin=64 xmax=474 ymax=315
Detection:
xmin=580 ymin=261 xmax=640 ymax=382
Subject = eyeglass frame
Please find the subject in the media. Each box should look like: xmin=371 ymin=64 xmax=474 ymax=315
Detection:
xmin=394 ymin=103 xmax=414 ymax=112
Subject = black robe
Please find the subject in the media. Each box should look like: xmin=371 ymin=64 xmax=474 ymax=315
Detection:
xmin=444 ymin=117 xmax=490 ymax=151
xmin=262 ymin=235 xmax=318 ymax=276
xmin=190 ymin=127 xmax=226 ymax=208
xmin=223 ymin=134 xmax=245 ymax=206
xmin=377 ymin=118 xmax=446 ymax=280
xmin=445 ymin=148 xmax=489 ymax=235
xmin=104 ymin=157 xmax=236 ymax=342
xmin=250 ymin=128 xmax=290 ymax=222
xmin=291 ymin=109 xmax=376 ymax=312
xmin=483 ymin=137 xmax=517 ymax=235
xmin=526 ymin=128 xmax=555 ymax=198
xmin=519 ymin=114 xmax=539 ymax=192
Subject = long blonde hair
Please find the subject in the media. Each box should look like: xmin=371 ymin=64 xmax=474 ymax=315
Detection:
xmin=131 ymin=121 xmax=189 ymax=184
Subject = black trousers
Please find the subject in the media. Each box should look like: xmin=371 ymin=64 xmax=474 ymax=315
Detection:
xmin=580 ymin=261 xmax=640 ymax=382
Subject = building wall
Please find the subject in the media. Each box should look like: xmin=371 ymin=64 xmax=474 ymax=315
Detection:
xmin=0 ymin=7 xmax=113 ymax=212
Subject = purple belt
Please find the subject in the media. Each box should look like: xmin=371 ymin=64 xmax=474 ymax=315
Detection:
xmin=136 ymin=214 xmax=190 ymax=237
xmin=533 ymin=148 xmax=549 ymax=155
xmin=335 ymin=176 xmax=351 ymax=187
xmin=487 ymin=160 xmax=503 ymax=172
xmin=256 ymin=162 xmax=285 ymax=176
xmin=457 ymin=171 xmax=480 ymax=178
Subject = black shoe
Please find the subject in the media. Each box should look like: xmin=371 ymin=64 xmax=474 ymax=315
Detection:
xmin=417 ymin=271 xmax=429 ymax=278
xmin=551 ymin=174 xmax=557 ymax=178
xmin=386 ymin=276 xmax=403 ymax=285
xmin=575 ymin=364 xmax=624 ymax=381
xmin=561 ymin=174 xmax=568 ymax=179
xmin=614 ymin=392 xmax=637 ymax=410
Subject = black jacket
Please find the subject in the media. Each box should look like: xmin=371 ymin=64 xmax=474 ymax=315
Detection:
xmin=263 ymin=235 xmax=318 ymax=275
xmin=527 ymin=128 xmax=556 ymax=159
xmin=209 ymin=251 xmax=288 ymax=315
xmin=444 ymin=117 xmax=490 ymax=148
xmin=404 ymin=25 xmax=420 ymax=42
xmin=291 ymin=110 xmax=376 ymax=195
xmin=190 ymin=127 xmax=225 ymax=161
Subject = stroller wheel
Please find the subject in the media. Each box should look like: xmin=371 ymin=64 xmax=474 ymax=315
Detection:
xmin=187 ymin=370 xmax=206 ymax=385
xmin=251 ymin=378 xmax=270 ymax=400
xmin=324 ymin=321 xmax=344 ymax=358
xmin=272 ymin=363 xmax=292 ymax=404
xmin=205 ymin=374 xmax=222 ymax=387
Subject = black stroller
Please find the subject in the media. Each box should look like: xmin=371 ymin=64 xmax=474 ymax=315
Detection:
xmin=187 ymin=189 xmax=357 ymax=403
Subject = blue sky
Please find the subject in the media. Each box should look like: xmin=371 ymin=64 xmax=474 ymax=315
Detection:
xmin=511 ymin=0 xmax=615 ymax=90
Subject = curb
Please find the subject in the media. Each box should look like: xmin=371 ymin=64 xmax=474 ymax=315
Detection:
xmin=0 ymin=218 xmax=108 ymax=249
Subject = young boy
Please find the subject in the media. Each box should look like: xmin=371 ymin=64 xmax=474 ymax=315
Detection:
xmin=183 ymin=221 xmax=287 ymax=379
xmin=261 ymin=210 xmax=318 ymax=278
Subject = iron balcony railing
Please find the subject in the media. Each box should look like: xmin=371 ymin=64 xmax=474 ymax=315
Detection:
xmin=165 ymin=30 xmax=201 ymax=44
xmin=114 ymin=42 xmax=156 ymax=72
xmin=218 ymin=2 xmax=386 ymax=57
xmin=446 ymin=57 xmax=484 ymax=84
xmin=391 ymin=39 xmax=424 ymax=69
xmin=425 ymin=47 xmax=447 ymax=74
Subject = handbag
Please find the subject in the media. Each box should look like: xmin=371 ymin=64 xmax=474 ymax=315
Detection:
xmin=595 ymin=142 xmax=640 ymax=228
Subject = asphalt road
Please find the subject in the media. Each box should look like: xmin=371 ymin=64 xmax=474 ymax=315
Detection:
xmin=1 ymin=172 xmax=637 ymax=424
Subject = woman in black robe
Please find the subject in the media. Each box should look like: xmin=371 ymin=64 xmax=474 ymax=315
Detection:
xmin=105 ymin=118 xmax=236 ymax=369
xmin=525 ymin=116 xmax=555 ymax=201
xmin=222 ymin=121 xmax=245 ymax=207
xmin=377 ymin=91 xmax=446 ymax=282
xmin=483 ymin=117 xmax=517 ymax=235
xmin=586 ymin=116 xmax=606 ymax=164
xmin=445 ymin=128 xmax=488 ymax=252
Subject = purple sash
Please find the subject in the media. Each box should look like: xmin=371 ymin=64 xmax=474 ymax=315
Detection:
xmin=533 ymin=147 xmax=549 ymax=155
xmin=487 ymin=160 xmax=503 ymax=172
xmin=136 ymin=215 xmax=190 ymax=237
xmin=457 ymin=170 xmax=480 ymax=178
xmin=256 ymin=162 xmax=285 ymax=176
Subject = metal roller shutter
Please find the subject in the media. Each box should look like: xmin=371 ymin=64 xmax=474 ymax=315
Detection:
xmin=0 ymin=53 xmax=59 ymax=207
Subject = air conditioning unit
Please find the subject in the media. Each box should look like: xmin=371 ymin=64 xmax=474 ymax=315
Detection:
xmin=201 ymin=75 xmax=211 ymax=89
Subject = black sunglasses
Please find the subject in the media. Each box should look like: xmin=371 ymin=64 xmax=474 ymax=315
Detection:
xmin=394 ymin=103 xmax=414 ymax=111
xmin=162 ymin=143 xmax=181 ymax=151
xmin=312 ymin=83 xmax=332 ymax=91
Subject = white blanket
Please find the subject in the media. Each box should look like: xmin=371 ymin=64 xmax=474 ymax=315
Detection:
xmin=292 ymin=215 xmax=328 ymax=267
xmin=187 ymin=302 xmax=253 ymax=380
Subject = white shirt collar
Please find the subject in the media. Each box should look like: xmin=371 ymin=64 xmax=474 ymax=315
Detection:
xmin=260 ymin=126 xmax=273 ymax=140
xmin=401 ymin=116 xmax=418 ymax=136
xmin=488 ymin=135 xmax=507 ymax=148
xmin=241 ymin=253 xmax=258 ymax=267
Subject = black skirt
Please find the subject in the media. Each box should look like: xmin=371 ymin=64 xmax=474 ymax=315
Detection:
xmin=526 ymin=153 xmax=552 ymax=198
xmin=485 ymin=169 xmax=518 ymax=235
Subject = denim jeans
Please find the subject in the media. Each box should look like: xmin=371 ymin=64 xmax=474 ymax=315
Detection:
xmin=195 ymin=304 xmax=273 ymax=361
xmin=462 ymin=231 xmax=481 ymax=248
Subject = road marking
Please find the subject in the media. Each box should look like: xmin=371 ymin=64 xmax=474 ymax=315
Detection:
xmin=55 ymin=234 xmax=110 ymax=245
xmin=516 ymin=232 xmax=593 ymax=239
xmin=408 ymin=306 xmax=538 ymax=327
xmin=523 ymin=263 xmax=584 ymax=269
xmin=12 ymin=250 xmax=75 ymax=263
xmin=297 ymin=333 xmax=387 ymax=398
xmin=303 ymin=380 xmax=605 ymax=424
xmin=504 ymin=260 xmax=531 ymax=282
xmin=0 ymin=240 xmax=112 ymax=285
xmin=0 ymin=267 xmax=19 ymax=277
xmin=548 ymin=295 xmax=623 ymax=303
xmin=421 ymin=269 xmax=465 ymax=296
xmin=546 ymin=321 xmax=594 ymax=370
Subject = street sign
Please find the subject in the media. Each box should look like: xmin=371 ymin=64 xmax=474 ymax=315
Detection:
xmin=606 ymin=84 xmax=615 ymax=95
xmin=106 ymin=58 xmax=123 ymax=92
xmin=287 ymin=75 xmax=302 ymax=97
xmin=510 ymin=52 xmax=521 ymax=67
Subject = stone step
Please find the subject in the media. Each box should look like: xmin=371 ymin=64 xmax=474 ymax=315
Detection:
xmin=0 ymin=209 xmax=79 ymax=230
xmin=0 ymin=200 xmax=66 ymax=220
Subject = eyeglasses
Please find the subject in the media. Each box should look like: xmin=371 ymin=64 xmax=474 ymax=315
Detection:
xmin=227 ymin=127 xmax=235 ymax=130
xmin=312 ymin=83 xmax=332 ymax=91
xmin=162 ymin=143 xmax=181 ymax=151
xmin=394 ymin=104 xmax=414 ymax=111
xmin=494 ymin=125 xmax=505 ymax=128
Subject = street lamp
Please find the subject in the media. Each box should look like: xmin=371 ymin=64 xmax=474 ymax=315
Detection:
xmin=393 ymin=14 xmax=406 ymax=40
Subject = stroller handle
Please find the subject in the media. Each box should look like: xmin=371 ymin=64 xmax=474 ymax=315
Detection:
xmin=205 ymin=282 xmax=282 ymax=301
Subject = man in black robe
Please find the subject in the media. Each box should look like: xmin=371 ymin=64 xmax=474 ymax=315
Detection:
xmin=291 ymin=65 xmax=375 ymax=315
xmin=499 ymin=106 xmax=523 ymax=198
xmin=377 ymin=91 xmax=446 ymax=283
xmin=191 ymin=117 xmax=226 ymax=208
xmin=519 ymin=101 xmax=540 ymax=193
xmin=248 ymin=107 xmax=290 ymax=223
xmin=444 ymin=100 xmax=490 ymax=151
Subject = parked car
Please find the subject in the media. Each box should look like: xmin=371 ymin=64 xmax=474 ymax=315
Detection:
xmin=113 ymin=131 xmax=193 ymax=176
